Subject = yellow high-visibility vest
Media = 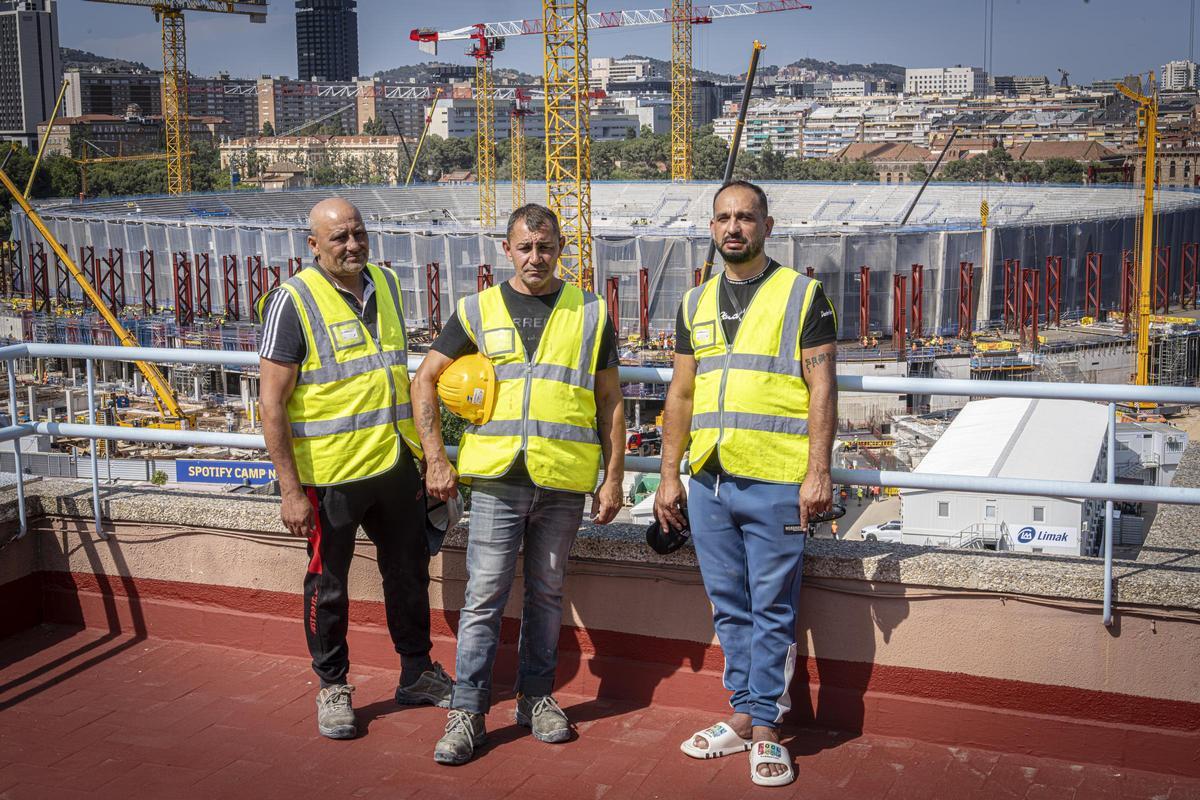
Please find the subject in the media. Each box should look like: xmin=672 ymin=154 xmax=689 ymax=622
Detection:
xmin=456 ymin=282 xmax=605 ymax=493
xmin=263 ymin=263 xmax=422 ymax=486
xmin=683 ymin=266 xmax=823 ymax=484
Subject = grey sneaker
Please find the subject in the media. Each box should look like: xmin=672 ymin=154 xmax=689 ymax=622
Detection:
xmin=433 ymin=709 xmax=486 ymax=765
xmin=395 ymin=662 xmax=452 ymax=708
xmin=315 ymin=683 xmax=356 ymax=739
xmin=515 ymin=694 xmax=572 ymax=743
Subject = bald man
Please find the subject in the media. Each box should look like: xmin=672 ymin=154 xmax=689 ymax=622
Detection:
xmin=259 ymin=198 xmax=451 ymax=740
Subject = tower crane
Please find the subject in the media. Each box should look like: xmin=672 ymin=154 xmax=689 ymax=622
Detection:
xmin=1058 ymin=68 xmax=1070 ymax=89
xmin=510 ymin=89 xmax=533 ymax=209
xmin=83 ymin=1 xmax=267 ymax=196
xmin=1117 ymin=72 xmax=1158 ymax=387
xmin=411 ymin=1 xmax=811 ymax=285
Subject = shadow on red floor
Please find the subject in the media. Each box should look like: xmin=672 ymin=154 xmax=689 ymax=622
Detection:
xmin=1 ymin=625 xmax=1198 ymax=800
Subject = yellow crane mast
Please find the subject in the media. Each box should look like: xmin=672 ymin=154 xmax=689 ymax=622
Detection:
xmin=470 ymin=31 xmax=500 ymax=228
xmin=670 ymin=0 xmax=693 ymax=182
xmin=1117 ymin=72 xmax=1158 ymax=386
xmin=543 ymin=0 xmax=593 ymax=289
xmin=511 ymin=90 xmax=531 ymax=209
xmin=83 ymin=1 xmax=267 ymax=196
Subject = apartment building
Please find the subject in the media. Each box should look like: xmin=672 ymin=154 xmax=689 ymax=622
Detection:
xmin=0 ymin=0 xmax=62 ymax=146
xmin=802 ymin=105 xmax=865 ymax=157
xmin=905 ymin=66 xmax=988 ymax=97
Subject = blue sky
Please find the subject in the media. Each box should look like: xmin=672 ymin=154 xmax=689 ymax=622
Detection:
xmin=58 ymin=0 xmax=1195 ymax=84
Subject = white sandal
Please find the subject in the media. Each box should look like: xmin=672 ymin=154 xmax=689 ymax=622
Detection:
xmin=679 ymin=721 xmax=752 ymax=759
xmin=749 ymin=740 xmax=795 ymax=787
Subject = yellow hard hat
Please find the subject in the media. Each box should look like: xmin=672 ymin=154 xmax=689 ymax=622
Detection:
xmin=436 ymin=352 xmax=497 ymax=425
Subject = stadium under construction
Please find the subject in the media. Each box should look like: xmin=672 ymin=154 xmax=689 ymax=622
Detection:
xmin=4 ymin=180 xmax=1200 ymax=432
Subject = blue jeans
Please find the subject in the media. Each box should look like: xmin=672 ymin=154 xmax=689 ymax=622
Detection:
xmin=450 ymin=476 xmax=585 ymax=714
xmin=688 ymin=469 xmax=805 ymax=729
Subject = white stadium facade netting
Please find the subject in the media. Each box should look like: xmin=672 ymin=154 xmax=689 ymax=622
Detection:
xmin=14 ymin=181 xmax=1200 ymax=337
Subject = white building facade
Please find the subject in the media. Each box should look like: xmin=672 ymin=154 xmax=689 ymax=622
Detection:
xmin=905 ymin=66 xmax=989 ymax=97
xmin=1161 ymin=59 xmax=1198 ymax=91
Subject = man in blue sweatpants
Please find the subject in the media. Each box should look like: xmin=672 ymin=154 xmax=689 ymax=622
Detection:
xmin=656 ymin=180 xmax=838 ymax=788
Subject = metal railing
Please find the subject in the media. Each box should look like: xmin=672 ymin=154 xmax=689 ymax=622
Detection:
xmin=3 ymin=342 xmax=1200 ymax=629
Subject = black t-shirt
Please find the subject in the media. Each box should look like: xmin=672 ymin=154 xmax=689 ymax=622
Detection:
xmin=674 ymin=261 xmax=837 ymax=355
xmin=431 ymin=281 xmax=620 ymax=369
xmin=259 ymin=267 xmax=377 ymax=364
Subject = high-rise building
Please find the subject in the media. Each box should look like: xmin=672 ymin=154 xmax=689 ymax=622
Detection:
xmin=0 ymin=0 xmax=62 ymax=147
xmin=1161 ymin=60 xmax=1197 ymax=91
xmin=295 ymin=0 xmax=359 ymax=81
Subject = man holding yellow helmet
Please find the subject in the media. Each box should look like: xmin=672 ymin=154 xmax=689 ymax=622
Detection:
xmin=412 ymin=203 xmax=624 ymax=766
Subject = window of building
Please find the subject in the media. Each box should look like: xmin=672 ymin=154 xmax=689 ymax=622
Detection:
xmin=937 ymin=501 xmax=950 ymax=517
xmin=1170 ymin=162 xmax=1177 ymax=178
xmin=1033 ymin=506 xmax=1045 ymax=522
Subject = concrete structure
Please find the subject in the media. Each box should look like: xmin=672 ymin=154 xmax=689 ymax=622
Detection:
xmin=905 ymin=66 xmax=988 ymax=97
xmin=1162 ymin=59 xmax=1198 ymax=91
xmin=219 ymin=135 xmax=412 ymax=186
xmin=830 ymin=80 xmax=874 ymax=97
xmin=0 ymin=0 xmax=61 ymax=147
xmin=255 ymin=76 xmax=359 ymax=136
xmin=901 ymin=399 xmax=1108 ymax=555
xmin=862 ymin=103 xmax=933 ymax=145
xmin=295 ymin=0 xmax=358 ymax=81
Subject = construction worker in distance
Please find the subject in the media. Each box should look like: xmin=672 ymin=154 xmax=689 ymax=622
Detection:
xmin=412 ymin=203 xmax=625 ymax=767
xmin=258 ymin=198 xmax=452 ymax=742
xmin=657 ymin=180 xmax=838 ymax=788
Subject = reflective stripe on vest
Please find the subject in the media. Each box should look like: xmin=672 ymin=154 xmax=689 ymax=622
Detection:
xmin=455 ymin=282 xmax=604 ymax=493
xmin=685 ymin=266 xmax=818 ymax=485
xmin=279 ymin=263 xmax=422 ymax=486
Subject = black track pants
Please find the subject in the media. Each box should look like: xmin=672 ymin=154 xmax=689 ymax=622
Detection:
xmin=302 ymin=455 xmax=431 ymax=686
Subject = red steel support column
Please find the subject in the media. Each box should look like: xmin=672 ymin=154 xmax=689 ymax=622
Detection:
xmin=194 ymin=252 xmax=212 ymax=317
xmin=605 ymin=275 xmax=620 ymax=333
xmin=910 ymin=263 xmax=924 ymax=339
xmin=1154 ymin=245 xmax=1171 ymax=314
xmin=805 ymin=266 xmax=815 ymax=277
xmin=28 ymin=241 xmax=49 ymax=313
xmin=173 ymin=251 xmax=194 ymax=326
xmin=477 ymin=263 xmax=493 ymax=291
xmin=79 ymin=245 xmax=95 ymax=289
xmin=1045 ymin=255 xmax=1062 ymax=327
xmin=1084 ymin=252 xmax=1102 ymax=320
xmin=1 ymin=241 xmax=19 ymax=296
xmin=99 ymin=248 xmax=126 ymax=314
xmin=425 ymin=262 xmax=442 ymax=334
xmin=246 ymin=255 xmax=264 ymax=313
xmin=892 ymin=274 xmax=907 ymax=351
xmin=287 ymin=257 xmax=303 ymax=278
xmin=54 ymin=254 xmax=69 ymax=304
xmin=639 ymin=266 xmax=650 ymax=343
xmin=264 ymin=263 xmax=281 ymax=292
xmin=859 ymin=265 xmax=870 ymax=342
xmin=1003 ymin=258 xmax=1021 ymax=331
xmin=1020 ymin=267 xmax=1040 ymax=351
xmin=1180 ymin=242 xmax=1198 ymax=310
xmin=957 ymin=261 xmax=975 ymax=338
xmin=1120 ymin=250 xmax=1135 ymax=333
xmin=140 ymin=250 xmax=156 ymax=315
xmin=693 ymin=268 xmax=703 ymax=287
xmin=222 ymin=255 xmax=240 ymax=320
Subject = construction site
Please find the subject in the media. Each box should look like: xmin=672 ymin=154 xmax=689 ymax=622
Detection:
xmin=1 ymin=0 xmax=1198 ymax=483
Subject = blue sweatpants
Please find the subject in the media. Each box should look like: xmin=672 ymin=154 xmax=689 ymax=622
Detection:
xmin=688 ymin=469 xmax=805 ymax=729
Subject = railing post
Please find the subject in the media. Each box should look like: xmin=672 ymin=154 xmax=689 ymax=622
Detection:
xmin=1103 ymin=402 xmax=1116 ymax=627
xmin=86 ymin=358 xmax=103 ymax=538
xmin=5 ymin=360 xmax=27 ymax=537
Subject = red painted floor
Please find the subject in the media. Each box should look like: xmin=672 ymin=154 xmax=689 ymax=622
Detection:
xmin=1 ymin=625 xmax=1198 ymax=800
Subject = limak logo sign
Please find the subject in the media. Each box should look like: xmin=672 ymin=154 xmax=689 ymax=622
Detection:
xmin=1015 ymin=525 xmax=1079 ymax=547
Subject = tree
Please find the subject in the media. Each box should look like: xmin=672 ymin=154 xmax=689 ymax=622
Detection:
xmin=260 ymin=120 xmax=275 ymax=137
xmin=1010 ymin=160 xmax=1043 ymax=184
xmin=908 ymin=163 xmax=929 ymax=183
xmin=362 ymin=116 xmax=388 ymax=136
xmin=838 ymin=159 xmax=878 ymax=182
xmin=692 ymin=130 xmax=729 ymax=180
xmin=1042 ymin=157 xmax=1084 ymax=184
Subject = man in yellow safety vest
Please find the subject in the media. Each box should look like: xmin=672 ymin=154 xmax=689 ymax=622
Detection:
xmin=656 ymin=180 xmax=839 ymax=788
xmin=412 ymin=203 xmax=625 ymax=766
xmin=259 ymin=198 xmax=452 ymax=741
